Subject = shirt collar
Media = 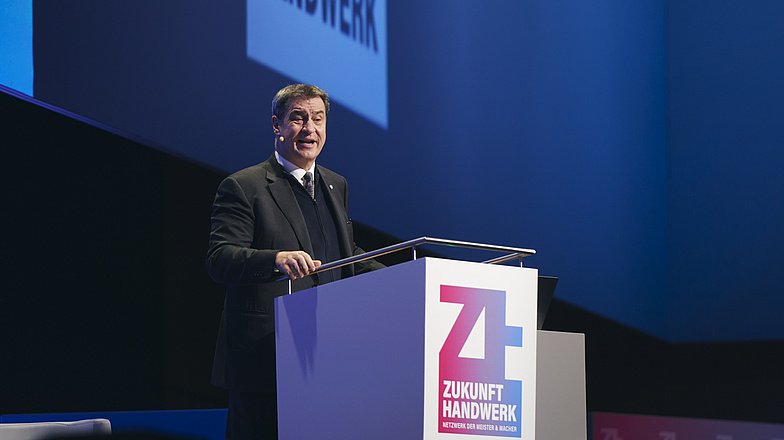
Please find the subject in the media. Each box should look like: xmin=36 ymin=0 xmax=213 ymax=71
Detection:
xmin=275 ymin=151 xmax=316 ymax=183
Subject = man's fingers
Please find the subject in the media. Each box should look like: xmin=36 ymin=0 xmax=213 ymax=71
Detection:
xmin=276 ymin=251 xmax=322 ymax=279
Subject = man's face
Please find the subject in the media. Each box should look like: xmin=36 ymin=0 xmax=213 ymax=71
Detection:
xmin=272 ymin=96 xmax=327 ymax=170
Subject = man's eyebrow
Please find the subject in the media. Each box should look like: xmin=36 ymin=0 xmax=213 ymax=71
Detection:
xmin=289 ymin=109 xmax=325 ymax=117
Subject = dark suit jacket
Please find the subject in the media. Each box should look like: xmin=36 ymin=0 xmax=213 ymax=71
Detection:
xmin=206 ymin=154 xmax=383 ymax=391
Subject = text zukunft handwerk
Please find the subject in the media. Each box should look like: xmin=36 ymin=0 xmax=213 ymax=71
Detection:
xmin=442 ymin=380 xmax=518 ymax=422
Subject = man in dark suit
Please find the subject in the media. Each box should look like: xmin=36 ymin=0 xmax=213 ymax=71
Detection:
xmin=206 ymin=84 xmax=384 ymax=440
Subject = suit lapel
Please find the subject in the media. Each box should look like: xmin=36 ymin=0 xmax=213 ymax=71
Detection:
xmin=265 ymin=158 xmax=314 ymax=256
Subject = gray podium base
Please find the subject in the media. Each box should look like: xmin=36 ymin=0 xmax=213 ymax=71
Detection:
xmin=536 ymin=330 xmax=587 ymax=440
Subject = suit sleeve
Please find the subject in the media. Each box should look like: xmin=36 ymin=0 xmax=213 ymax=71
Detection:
xmin=352 ymin=242 xmax=387 ymax=274
xmin=341 ymin=177 xmax=386 ymax=274
xmin=205 ymin=176 xmax=280 ymax=285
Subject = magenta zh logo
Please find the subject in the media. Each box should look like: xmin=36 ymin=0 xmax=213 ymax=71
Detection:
xmin=440 ymin=285 xmax=522 ymax=376
xmin=438 ymin=285 xmax=523 ymax=436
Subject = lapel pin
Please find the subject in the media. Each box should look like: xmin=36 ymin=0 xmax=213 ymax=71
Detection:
xmin=329 ymin=184 xmax=334 ymax=190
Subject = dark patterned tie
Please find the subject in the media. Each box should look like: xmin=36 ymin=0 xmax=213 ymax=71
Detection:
xmin=303 ymin=171 xmax=315 ymax=199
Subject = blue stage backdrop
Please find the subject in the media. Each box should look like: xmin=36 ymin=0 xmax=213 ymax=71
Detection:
xmin=1 ymin=0 xmax=782 ymax=342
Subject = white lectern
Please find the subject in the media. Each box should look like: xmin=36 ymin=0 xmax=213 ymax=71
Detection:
xmin=276 ymin=245 xmax=585 ymax=440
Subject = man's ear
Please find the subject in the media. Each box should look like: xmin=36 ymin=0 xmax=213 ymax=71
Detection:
xmin=272 ymin=115 xmax=281 ymax=135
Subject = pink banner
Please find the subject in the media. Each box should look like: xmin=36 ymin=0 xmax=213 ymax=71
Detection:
xmin=593 ymin=412 xmax=784 ymax=440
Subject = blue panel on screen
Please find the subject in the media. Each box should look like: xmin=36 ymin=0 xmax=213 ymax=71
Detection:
xmin=247 ymin=0 xmax=388 ymax=129
xmin=0 ymin=0 xmax=34 ymax=96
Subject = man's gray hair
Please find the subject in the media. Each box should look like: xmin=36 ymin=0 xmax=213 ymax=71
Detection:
xmin=272 ymin=84 xmax=330 ymax=119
